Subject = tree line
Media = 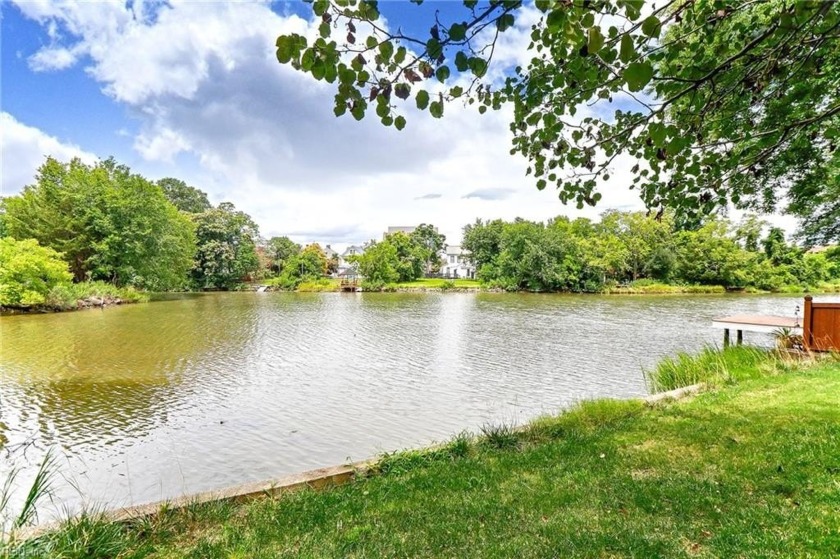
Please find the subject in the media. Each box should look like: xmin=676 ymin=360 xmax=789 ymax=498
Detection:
xmin=0 ymin=157 xmax=324 ymax=307
xmin=461 ymin=212 xmax=840 ymax=293
xmin=1 ymin=156 xmax=837 ymax=308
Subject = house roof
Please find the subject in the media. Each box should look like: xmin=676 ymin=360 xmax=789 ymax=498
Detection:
xmin=341 ymin=245 xmax=364 ymax=257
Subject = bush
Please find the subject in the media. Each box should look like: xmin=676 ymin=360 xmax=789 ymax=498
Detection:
xmin=45 ymin=281 xmax=147 ymax=310
xmin=0 ymin=237 xmax=72 ymax=307
xmin=440 ymin=279 xmax=456 ymax=291
xmin=360 ymin=280 xmax=385 ymax=291
xmin=646 ymin=346 xmax=774 ymax=392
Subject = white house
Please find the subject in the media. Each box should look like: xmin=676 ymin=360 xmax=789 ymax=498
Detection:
xmin=440 ymin=245 xmax=475 ymax=279
xmin=322 ymin=244 xmax=338 ymax=260
xmin=338 ymin=245 xmax=365 ymax=269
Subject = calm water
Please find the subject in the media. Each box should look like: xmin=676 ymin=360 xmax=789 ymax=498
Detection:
xmin=0 ymin=292 xmax=826 ymax=520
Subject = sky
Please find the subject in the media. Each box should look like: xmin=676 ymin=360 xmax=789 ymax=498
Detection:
xmin=0 ymin=0 xmax=797 ymax=247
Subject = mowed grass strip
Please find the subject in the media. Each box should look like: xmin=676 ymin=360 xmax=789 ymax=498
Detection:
xmin=393 ymin=278 xmax=482 ymax=289
xmin=13 ymin=358 xmax=840 ymax=558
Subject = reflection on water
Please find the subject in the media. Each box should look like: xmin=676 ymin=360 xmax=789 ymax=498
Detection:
xmin=0 ymin=291 xmax=829 ymax=520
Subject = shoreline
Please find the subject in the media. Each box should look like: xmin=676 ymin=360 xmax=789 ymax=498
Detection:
xmin=10 ymin=383 xmax=704 ymax=544
xmin=4 ymin=285 xmax=838 ymax=316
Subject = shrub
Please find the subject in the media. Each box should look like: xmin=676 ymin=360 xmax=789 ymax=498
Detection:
xmin=440 ymin=279 xmax=456 ymax=291
xmin=360 ymin=280 xmax=385 ymax=291
xmin=0 ymin=238 xmax=72 ymax=307
xmin=646 ymin=346 xmax=772 ymax=392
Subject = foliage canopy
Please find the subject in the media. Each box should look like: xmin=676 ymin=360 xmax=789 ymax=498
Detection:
xmin=277 ymin=0 xmax=840 ymax=235
xmin=3 ymin=157 xmax=195 ymax=290
xmin=0 ymin=237 xmax=72 ymax=307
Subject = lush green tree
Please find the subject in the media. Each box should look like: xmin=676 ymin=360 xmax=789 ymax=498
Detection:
xmin=266 ymin=236 xmax=301 ymax=274
xmin=410 ymin=224 xmax=446 ymax=274
xmin=735 ymin=215 xmax=769 ymax=253
xmin=384 ymin=232 xmax=426 ymax=282
xmin=674 ymin=220 xmax=753 ymax=287
xmin=191 ymin=202 xmax=260 ymax=289
xmin=3 ymin=157 xmax=195 ymax=290
xmin=792 ymin=253 xmax=834 ymax=287
xmin=762 ymin=227 xmax=800 ymax=266
xmin=158 ymin=178 xmax=212 ymax=214
xmin=596 ymin=210 xmax=672 ymax=281
xmin=351 ymin=241 xmax=399 ymax=284
xmin=0 ymin=237 xmax=72 ymax=307
xmin=792 ymin=170 xmax=840 ymax=246
xmin=462 ymin=219 xmax=505 ymax=274
xmin=277 ymin=1 xmax=839 ymax=227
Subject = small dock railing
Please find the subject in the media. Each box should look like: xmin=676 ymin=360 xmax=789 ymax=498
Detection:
xmin=803 ymin=295 xmax=840 ymax=351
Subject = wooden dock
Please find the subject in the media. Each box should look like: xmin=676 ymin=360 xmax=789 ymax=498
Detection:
xmin=712 ymin=314 xmax=800 ymax=347
xmin=712 ymin=297 xmax=840 ymax=351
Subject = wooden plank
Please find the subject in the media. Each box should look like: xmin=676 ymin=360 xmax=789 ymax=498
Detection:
xmin=712 ymin=314 xmax=799 ymax=328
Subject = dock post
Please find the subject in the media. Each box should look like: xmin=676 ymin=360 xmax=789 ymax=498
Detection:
xmin=737 ymin=330 xmax=743 ymax=346
xmin=723 ymin=329 xmax=730 ymax=348
xmin=803 ymin=295 xmax=813 ymax=350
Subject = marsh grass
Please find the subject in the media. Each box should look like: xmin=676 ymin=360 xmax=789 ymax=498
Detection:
xmin=44 ymin=282 xmax=147 ymax=310
xmin=645 ymin=345 xmax=788 ymax=392
xmin=13 ymin=353 xmax=840 ymax=558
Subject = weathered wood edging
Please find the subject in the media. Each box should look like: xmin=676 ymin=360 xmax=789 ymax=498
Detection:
xmin=13 ymin=383 xmax=703 ymax=543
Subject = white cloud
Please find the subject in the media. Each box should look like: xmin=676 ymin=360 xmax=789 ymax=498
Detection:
xmin=0 ymin=112 xmax=97 ymax=196
xmin=7 ymin=1 xmax=657 ymax=244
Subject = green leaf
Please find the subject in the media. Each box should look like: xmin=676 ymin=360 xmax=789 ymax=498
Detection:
xmin=449 ymin=86 xmax=463 ymax=98
xmin=312 ymin=0 xmax=329 ymax=17
xmin=641 ymin=16 xmax=661 ymax=38
xmin=619 ymin=33 xmax=635 ymax=63
xmin=416 ymin=89 xmax=430 ymax=110
xmin=394 ymin=46 xmax=407 ymax=64
xmin=449 ymin=23 xmax=467 ymax=41
xmin=275 ymin=36 xmax=295 ymax=64
xmin=588 ymin=26 xmax=604 ymax=54
xmin=497 ymin=13 xmax=515 ymax=32
xmin=394 ymin=115 xmax=406 ymax=130
xmin=379 ymin=41 xmax=394 ymax=61
xmin=429 ymin=100 xmax=444 ymax=119
xmin=623 ymin=0 xmax=643 ymax=20
xmin=455 ymin=51 xmax=469 ymax=72
xmin=427 ymin=38 xmax=443 ymax=59
xmin=534 ymin=0 xmax=550 ymax=12
xmin=366 ymin=36 xmax=378 ymax=49
xmin=469 ymin=57 xmax=487 ymax=77
xmin=582 ymin=13 xmax=595 ymax=28
xmin=394 ymin=83 xmax=411 ymax=100
xmin=624 ymin=61 xmax=653 ymax=92
xmin=435 ymin=65 xmax=450 ymax=83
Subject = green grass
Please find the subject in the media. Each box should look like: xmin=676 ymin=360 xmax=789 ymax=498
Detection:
xmin=42 ymin=281 xmax=148 ymax=311
xmin=645 ymin=345 xmax=784 ymax=392
xmin=9 ymin=354 xmax=840 ymax=558
xmin=295 ymin=278 xmax=340 ymax=292
xmin=607 ymin=282 xmax=727 ymax=294
xmin=393 ymin=278 xmax=482 ymax=289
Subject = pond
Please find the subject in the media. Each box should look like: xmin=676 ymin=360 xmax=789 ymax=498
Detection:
xmin=0 ymin=292 xmax=823 ymax=521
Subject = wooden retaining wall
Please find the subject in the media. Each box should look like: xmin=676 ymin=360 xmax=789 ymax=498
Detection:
xmin=803 ymin=296 xmax=840 ymax=352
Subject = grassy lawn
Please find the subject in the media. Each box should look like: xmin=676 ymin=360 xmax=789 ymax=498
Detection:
xmin=394 ymin=278 xmax=482 ymax=289
xmin=10 ymin=352 xmax=840 ymax=558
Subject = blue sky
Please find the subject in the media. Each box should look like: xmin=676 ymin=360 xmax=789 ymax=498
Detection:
xmin=0 ymin=1 xmax=795 ymax=244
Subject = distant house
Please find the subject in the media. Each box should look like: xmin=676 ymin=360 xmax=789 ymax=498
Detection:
xmin=440 ymin=245 xmax=475 ymax=279
xmin=383 ymin=225 xmax=417 ymax=239
xmin=338 ymin=245 xmax=365 ymax=269
xmin=337 ymin=265 xmax=361 ymax=280
xmin=322 ymin=244 xmax=338 ymax=260
xmin=806 ymin=245 xmax=836 ymax=254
